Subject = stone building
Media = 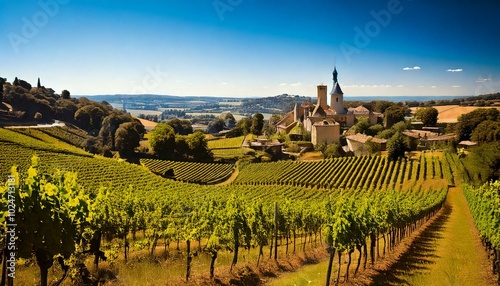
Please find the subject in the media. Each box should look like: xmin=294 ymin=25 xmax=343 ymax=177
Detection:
xmin=276 ymin=67 xmax=377 ymax=145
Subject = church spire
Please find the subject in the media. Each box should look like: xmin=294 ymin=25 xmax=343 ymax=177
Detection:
xmin=330 ymin=66 xmax=343 ymax=95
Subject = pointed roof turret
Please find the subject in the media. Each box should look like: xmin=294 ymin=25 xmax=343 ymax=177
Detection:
xmin=330 ymin=66 xmax=343 ymax=95
xmin=331 ymin=82 xmax=343 ymax=95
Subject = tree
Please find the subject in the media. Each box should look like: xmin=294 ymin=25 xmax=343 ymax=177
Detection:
xmin=456 ymin=108 xmax=499 ymax=141
xmin=99 ymin=112 xmax=135 ymax=149
xmin=166 ymin=118 xmax=193 ymax=135
xmin=263 ymin=114 xmax=282 ymax=136
xmin=0 ymin=78 xmax=5 ymax=103
xmin=392 ymin=121 xmax=409 ymax=132
xmin=387 ymin=131 xmax=409 ymax=161
xmin=82 ymin=137 xmax=102 ymax=154
xmin=221 ymin=112 xmax=236 ymax=128
xmin=415 ymin=107 xmax=438 ymax=127
xmin=37 ymin=77 xmax=41 ymax=88
xmin=207 ymin=118 xmax=225 ymax=134
xmin=174 ymin=135 xmax=189 ymax=159
xmin=149 ymin=123 xmax=176 ymax=158
xmin=186 ymin=131 xmax=213 ymax=161
xmin=471 ymin=120 xmax=500 ymax=144
xmin=372 ymin=100 xmax=394 ymax=113
xmin=462 ymin=141 xmax=500 ymax=183
xmin=115 ymin=122 xmax=141 ymax=155
xmin=251 ymin=113 xmax=264 ymax=135
xmin=62 ymin=90 xmax=70 ymax=99
xmin=237 ymin=118 xmax=252 ymax=133
xmin=226 ymin=117 xmax=252 ymax=137
xmin=74 ymin=106 xmax=92 ymax=131
xmin=13 ymin=77 xmax=19 ymax=86
xmin=55 ymin=99 xmax=78 ymax=123
xmin=323 ymin=143 xmax=345 ymax=159
xmin=367 ymin=124 xmax=384 ymax=136
xmin=75 ymin=105 xmax=106 ymax=132
xmin=354 ymin=117 xmax=370 ymax=134
xmin=383 ymin=105 xmax=406 ymax=129
xmin=18 ymin=79 xmax=32 ymax=91
xmin=8 ymin=156 xmax=90 ymax=286
xmin=365 ymin=139 xmax=381 ymax=154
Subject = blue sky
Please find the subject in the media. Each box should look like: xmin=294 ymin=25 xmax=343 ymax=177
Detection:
xmin=1 ymin=0 xmax=499 ymax=97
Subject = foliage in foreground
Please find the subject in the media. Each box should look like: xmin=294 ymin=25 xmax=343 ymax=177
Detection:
xmin=0 ymin=157 xmax=90 ymax=286
xmin=463 ymin=181 xmax=500 ymax=282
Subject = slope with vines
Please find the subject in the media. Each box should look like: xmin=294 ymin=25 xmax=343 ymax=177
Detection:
xmin=140 ymin=158 xmax=235 ymax=184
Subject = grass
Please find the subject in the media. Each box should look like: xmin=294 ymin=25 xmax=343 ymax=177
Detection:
xmin=267 ymin=258 xmax=331 ymax=286
xmin=16 ymin=235 xmax=328 ymax=285
xmin=298 ymin=151 xmax=323 ymax=161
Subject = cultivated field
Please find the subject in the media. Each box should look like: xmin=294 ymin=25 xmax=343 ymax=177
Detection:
xmin=136 ymin=117 xmax=158 ymax=130
xmin=410 ymin=105 xmax=500 ymax=123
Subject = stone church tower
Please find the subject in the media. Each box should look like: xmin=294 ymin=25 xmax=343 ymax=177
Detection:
xmin=330 ymin=67 xmax=345 ymax=114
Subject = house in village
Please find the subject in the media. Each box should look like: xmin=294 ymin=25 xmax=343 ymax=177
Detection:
xmin=402 ymin=129 xmax=455 ymax=150
xmin=346 ymin=133 xmax=387 ymax=156
xmin=242 ymin=137 xmax=284 ymax=157
xmin=457 ymin=140 xmax=477 ymax=149
xmin=276 ymin=67 xmax=378 ymax=145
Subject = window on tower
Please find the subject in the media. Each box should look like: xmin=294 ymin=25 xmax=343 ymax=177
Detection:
xmin=336 ymin=97 xmax=339 ymax=102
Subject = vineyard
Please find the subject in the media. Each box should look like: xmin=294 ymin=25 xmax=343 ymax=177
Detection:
xmin=37 ymin=125 xmax=91 ymax=147
xmin=140 ymin=158 xmax=235 ymax=184
xmin=463 ymin=181 xmax=500 ymax=283
xmin=3 ymin=153 xmax=447 ymax=285
xmin=207 ymin=134 xmax=255 ymax=159
xmin=211 ymin=147 xmax=254 ymax=158
xmin=0 ymin=128 xmax=91 ymax=156
xmin=0 ymin=127 xmax=489 ymax=285
xmin=207 ymin=135 xmax=247 ymax=149
xmin=234 ymin=152 xmax=451 ymax=191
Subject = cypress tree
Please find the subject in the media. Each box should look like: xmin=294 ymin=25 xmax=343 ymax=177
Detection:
xmin=0 ymin=77 xmax=6 ymax=104
xmin=37 ymin=77 xmax=41 ymax=88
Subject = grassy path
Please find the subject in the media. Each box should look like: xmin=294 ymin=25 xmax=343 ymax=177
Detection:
xmin=371 ymin=185 xmax=496 ymax=285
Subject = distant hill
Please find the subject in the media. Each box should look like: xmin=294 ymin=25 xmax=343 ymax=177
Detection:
xmin=239 ymin=94 xmax=314 ymax=114
xmin=1 ymin=77 xmax=145 ymax=156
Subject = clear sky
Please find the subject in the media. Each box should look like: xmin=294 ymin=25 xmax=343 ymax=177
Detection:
xmin=1 ymin=0 xmax=499 ymax=98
